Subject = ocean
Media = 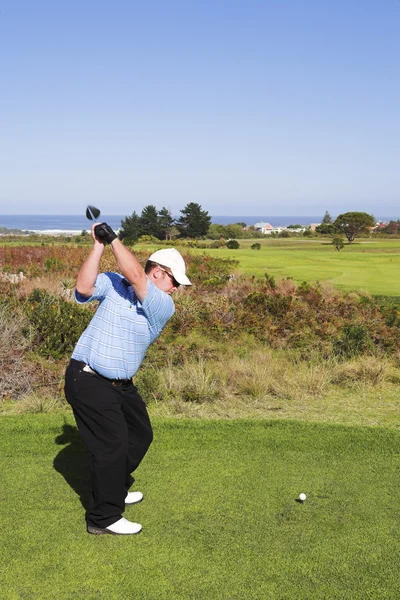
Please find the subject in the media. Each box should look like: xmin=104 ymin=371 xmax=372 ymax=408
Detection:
xmin=0 ymin=214 xmax=396 ymax=234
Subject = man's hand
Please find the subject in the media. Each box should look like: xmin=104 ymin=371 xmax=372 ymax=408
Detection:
xmin=94 ymin=223 xmax=117 ymax=245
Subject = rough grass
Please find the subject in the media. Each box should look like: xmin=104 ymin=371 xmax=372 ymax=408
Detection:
xmin=132 ymin=347 xmax=400 ymax=428
xmin=3 ymin=347 xmax=400 ymax=429
xmin=1 ymin=415 xmax=400 ymax=600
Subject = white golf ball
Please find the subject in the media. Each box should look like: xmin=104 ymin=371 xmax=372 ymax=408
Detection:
xmin=299 ymin=493 xmax=306 ymax=501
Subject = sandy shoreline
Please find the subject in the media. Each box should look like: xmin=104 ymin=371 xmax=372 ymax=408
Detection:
xmin=0 ymin=229 xmax=120 ymax=236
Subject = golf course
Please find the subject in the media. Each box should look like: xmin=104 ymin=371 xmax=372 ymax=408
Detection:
xmin=1 ymin=237 xmax=400 ymax=599
xmin=169 ymin=238 xmax=400 ymax=296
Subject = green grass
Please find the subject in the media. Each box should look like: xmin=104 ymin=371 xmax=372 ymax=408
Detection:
xmin=200 ymin=239 xmax=400 ymax=296
xmin=1 ymin=415 xmax=400 ymax=599
xmin=134 ymin=238 xmax=400 ymax=296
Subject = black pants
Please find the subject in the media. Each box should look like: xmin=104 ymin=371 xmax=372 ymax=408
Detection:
xmin=64 ymin=359 xmax=153 ymax=528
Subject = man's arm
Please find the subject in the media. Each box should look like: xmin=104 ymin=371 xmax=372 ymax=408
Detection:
xmin=75 ymin=224 xmax=105 ymax=297
xmin=109 ymin=238 xmax=148 ymax=303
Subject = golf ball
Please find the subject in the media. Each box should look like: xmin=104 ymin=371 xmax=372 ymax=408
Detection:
xmin=299 ymin=493 xmax=306 ymax=501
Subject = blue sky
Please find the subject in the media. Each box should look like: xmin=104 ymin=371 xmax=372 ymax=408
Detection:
xmin=1 ymin=0 xmax=399 ymax=217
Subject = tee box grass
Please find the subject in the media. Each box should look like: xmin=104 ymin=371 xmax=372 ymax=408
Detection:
xmin=1 ymin=414 xmax=400 ymax=599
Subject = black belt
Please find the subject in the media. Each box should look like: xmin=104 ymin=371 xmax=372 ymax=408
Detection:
xmin=71 ymin=359 xmax=132 ymax=387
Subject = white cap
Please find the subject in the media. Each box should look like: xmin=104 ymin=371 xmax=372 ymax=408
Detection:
xmin=149 ymin=248 xmax=192 ymax=286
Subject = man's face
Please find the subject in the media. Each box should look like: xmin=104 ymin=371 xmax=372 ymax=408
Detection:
xmin=153 ymin=265 xmax=180 ymax=294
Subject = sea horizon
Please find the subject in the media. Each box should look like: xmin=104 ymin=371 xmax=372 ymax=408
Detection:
xmin=0 ymin=213 xmax=398 ymax=234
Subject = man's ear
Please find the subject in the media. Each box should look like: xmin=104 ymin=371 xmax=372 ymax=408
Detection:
xmin=148 ymin=267 xmax=160 ymax=281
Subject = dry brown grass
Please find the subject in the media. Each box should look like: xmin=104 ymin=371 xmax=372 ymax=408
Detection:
xmin=331 ymin=356 xmax=392 ymax=386
xmin=144 ymin=349 xmax=400 ymax=427
xmin=16 ymin=276 xmax=68 ymax=298
xmin=6 ymin=391 xmax=66 ymax=414
xmin=0 ymin=305 xmax=34 ymax=400
xmin=0 ymin=302 xmax=64 ymax=402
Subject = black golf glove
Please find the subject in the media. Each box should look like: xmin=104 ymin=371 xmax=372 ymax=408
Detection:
xmin=94 ymin=223 xmax=117 ymax=244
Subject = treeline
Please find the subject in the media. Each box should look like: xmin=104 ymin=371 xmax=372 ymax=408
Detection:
xmin=316 ymin=211 xmax=400 ymax=242
xmin=119 ymin=202 xmax=265 ymax=243
xmin=120 ymin=202 xmax=212 ymax=243
xmin=118 ymin=206 xmax=400 ymax=245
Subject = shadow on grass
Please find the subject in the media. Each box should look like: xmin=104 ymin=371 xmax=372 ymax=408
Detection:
xmin=53 ymin=421 xmax=91 ymax=510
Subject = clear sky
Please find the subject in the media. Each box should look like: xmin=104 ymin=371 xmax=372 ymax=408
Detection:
xmin=1 ymin=0 xmax=399 ymax=216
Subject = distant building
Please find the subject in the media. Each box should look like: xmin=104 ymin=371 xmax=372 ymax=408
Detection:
xmin=310 ymin=223 xmax=321 ymax=231
xmin=253 ymin=221 xmax=288 ymax=235
xmin=254 ymin=222 xmax=273 ymax=233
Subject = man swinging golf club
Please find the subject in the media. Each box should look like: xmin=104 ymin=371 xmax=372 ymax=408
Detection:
xmin=64 ymin=216 xmax=191 ymax=535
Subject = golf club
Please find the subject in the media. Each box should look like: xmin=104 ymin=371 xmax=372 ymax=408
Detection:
xmin=86 ymin=205 xmax=101 ymax=221
xmin=86 ymin=205 xmax=107 ymax=240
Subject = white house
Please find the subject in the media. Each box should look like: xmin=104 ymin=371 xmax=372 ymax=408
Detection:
xmin=254 ymin=222 xmax=285 ymax=235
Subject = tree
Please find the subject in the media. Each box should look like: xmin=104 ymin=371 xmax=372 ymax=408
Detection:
xmin=119 ymin=211 xmax=140 ymax=244
xmin=177 ymin=202 xmax=211 ymax=238
xmin=382 ymin=220 xmax=400 ymax=235
xmin=315 ymin=223 xmax=337 ymax=235
xmin=225 ymin=224 xmax=245 ymax=239
xmin=332 ymin=237 xmax=344 ymax=251
xmin=333 ymin=212 xmax=375 ymax=243
xmin=158 ymin=207 xmax=175 ymax=240
xmin=322 ymin=211 xmax=333 ymax=224
xmin=207 ymin=223 xmax=228 ymax=240
xmin=138 ymin=205 xmax=160 ymax=239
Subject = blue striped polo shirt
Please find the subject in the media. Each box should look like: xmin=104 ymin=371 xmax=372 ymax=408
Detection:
xmin=72 ymin=272 xmax=174 ymax=379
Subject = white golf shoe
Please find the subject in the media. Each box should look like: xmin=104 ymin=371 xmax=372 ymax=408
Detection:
xmin=125 ymin=491 xmax=144 ymax=505
xmin=87 ymin=517 xmax=142 ymax=535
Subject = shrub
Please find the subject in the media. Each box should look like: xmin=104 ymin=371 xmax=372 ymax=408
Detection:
xmin=226 ymin=240 xmax=240 ymax=249
xmin=44 ymin=257 xmax=65 ymax=272
xmin=134 ymin=367 xmax=162 ymax=405
xmin=138 ymin=235 xmax=160 ymax=244
xmin=0 ymin=302 xmax=37 ymax=400
xmin=208 ymin=239 xmax=226 ymax=248
xmin=251 ymin=243 xmax=261 ymax=250
xmin=122 ymin=237 xmax=136 ymax=246
xmin=333 ymin=325 xmax=374 ymax=359
xmin=332 ymin=237 xmax=345 ymax=251
xmin=264 ymin=272 xmax=276 ymax=290
xmin=25 ymin=289 xmax=93 ymax=359
xmin=187 ymin=254 xmax=239 ymax=284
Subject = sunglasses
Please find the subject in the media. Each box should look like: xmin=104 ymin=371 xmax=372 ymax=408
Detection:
xmin=157 ymin=265 xmax=180 ymax=288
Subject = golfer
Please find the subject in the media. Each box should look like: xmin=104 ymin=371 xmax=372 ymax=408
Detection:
xmin=64 ymin=222 xmax=191 ymax=535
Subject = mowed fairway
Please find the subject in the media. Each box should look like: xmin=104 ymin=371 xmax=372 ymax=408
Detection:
xmin=185 ymin=239 xmax=400 ymax=296
xmin=1 ymin=415 xmax=400 ymax=599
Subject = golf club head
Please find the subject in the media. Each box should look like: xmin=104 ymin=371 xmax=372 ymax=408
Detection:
xmin=86 ymin=205 xmax=101 ymax=221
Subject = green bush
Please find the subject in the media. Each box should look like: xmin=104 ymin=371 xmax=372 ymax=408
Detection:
xmin=332 ymin=237 xmax=345 ymax=251
xmin=44 ymin=257 xmax=65 ymax=272
xmin=243 ymin=292 xmax=292 ymax=317
xmin=25 ymin=289 xmax=93 ymax=359
xmin=251 ymin=243 xmax=261 ymax=250
xmin=138 ymin=235 xmax=160 ymax=243
xmin=226 ymin=240 xmax=240 ymax=249
xmin=187 ymin=255 xmax=238 ymax=284
xmin=264 ymin=272 xmax=276 ymax=290
xmin=333 ymin=325 xmax=374 ymax=359
xmin=134 ymin=367 xmax=162 ymax=404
